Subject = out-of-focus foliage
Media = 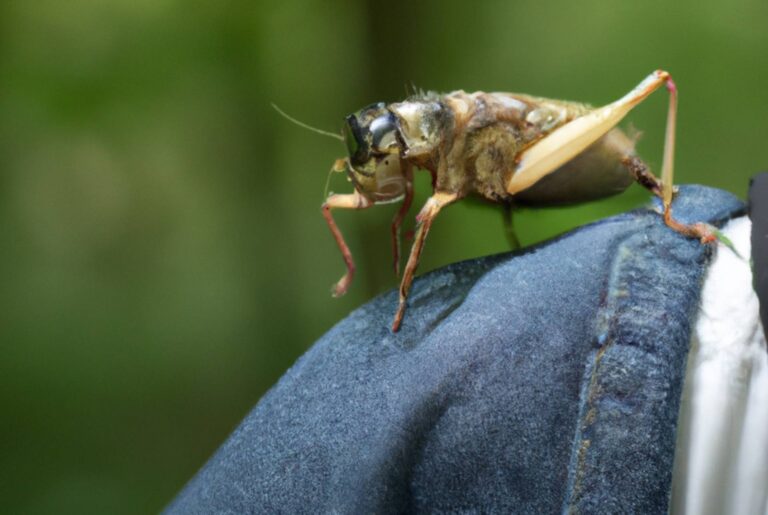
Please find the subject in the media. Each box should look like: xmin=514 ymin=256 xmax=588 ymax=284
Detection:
xmin=0 ymin=0 xmax=765 ymax=512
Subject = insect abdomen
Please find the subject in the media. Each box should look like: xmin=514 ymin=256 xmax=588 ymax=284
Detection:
xmin=462 ymin=93 xmax=589 ymax=203
xmin=513 ymin=128 xmax=636 ymax=206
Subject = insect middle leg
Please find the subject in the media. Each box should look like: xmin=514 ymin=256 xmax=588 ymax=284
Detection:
xmin=502 ymin=203 xmax=522 ymax=250
xmin=322 ymin=191 xmax=373 ymax=297
xmin=392 ymin=191 xmax=458 ymax=332
xmin=390 ymin=164 xmax=414 ymax=277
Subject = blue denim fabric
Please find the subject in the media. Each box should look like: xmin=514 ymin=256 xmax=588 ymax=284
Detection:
xmin=166 ymin=186 xmax=745 ymax=514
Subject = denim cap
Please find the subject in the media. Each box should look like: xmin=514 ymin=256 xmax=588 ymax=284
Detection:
xmin=166 ymin=186 xmax=745 ymax=514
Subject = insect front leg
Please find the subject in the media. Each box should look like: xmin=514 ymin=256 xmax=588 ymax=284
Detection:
xmin=392 ymin=191 xmax=458 ymax=332
xmin=390 ymin=163 xmax=414 ymax=277
xmin=322 ymin=191 xmax=373 ymax=297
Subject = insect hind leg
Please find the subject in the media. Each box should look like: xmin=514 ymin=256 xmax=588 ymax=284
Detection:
xmin=622 ymin=156 xmax=716 ymax=243
xmin=390 ymin=163 xmax=414 ymax=277
xmin=622 ymin=156 xmax=664 ymax=197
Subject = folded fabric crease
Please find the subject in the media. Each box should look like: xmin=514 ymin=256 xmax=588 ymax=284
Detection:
xmin=166 ymin=186 xmax=746 ymax=514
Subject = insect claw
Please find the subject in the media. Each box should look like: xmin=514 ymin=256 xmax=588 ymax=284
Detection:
xmin=693 ymin=223 xmax=717 ymax=244
xmin=331 ymin=277 xmax=351 ymax=297
xmin=662 ymin=213 xmax=720 ymax=245
xmin=392 ymin=301 xmax=406 ymax=332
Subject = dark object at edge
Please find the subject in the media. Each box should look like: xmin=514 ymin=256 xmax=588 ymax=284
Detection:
xmin=749 ymin=173 xmax=768 ymax=342
xmin=166 ymin=186 xmax=745 ymax=514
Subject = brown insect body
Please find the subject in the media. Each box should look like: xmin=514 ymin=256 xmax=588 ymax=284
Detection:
xmin=393 ymin=91 xmax=637 ymax=206
xmin=319 ymin=71 xmax=715 ymax=332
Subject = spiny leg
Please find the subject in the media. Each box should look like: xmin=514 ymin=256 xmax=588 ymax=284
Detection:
xmin=390 ymin=163 xmax=414 ymax=277
xmin=622 ymin=156 xmax=716 ymax=242
xmin=502 ymin=203 xmax=521 ymax=250
xmin=322 ymin=191 xmax=373 ymax=297
xmin=392 ymin=191 xmax=458 ymax=332
xmin=622 ymin=155 xmax=663 ymax=197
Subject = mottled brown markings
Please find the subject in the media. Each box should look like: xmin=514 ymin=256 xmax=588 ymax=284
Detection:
xmin=317 ymin=70 xmax=718 ymax=331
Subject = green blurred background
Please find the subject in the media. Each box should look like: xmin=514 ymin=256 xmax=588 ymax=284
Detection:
xmin=1 ymin=0 xmax=766 ymax=512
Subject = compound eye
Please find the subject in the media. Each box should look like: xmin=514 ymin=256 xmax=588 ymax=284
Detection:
xmin=369 ymin=111 xmax=399 ymax=153
xmin=343 ymin=119 xmax=357 ymax=156
xmin=344 ymin=115 xmax=369 ymax=167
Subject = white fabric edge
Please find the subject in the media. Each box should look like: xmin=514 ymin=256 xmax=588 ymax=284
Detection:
xmin=671 ymin=216 xmax=768 ymax=515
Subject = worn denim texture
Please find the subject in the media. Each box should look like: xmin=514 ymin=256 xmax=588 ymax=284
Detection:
xmin=166 ymin=186 xmax=745 ymax=514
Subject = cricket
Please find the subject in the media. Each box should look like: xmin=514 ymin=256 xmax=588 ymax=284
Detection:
xmin=282 ymin=70 xmax=717 ymax=332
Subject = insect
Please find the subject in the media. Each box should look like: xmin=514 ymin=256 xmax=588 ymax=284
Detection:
xmin=310 ymin=70 xmax=715 ymax=332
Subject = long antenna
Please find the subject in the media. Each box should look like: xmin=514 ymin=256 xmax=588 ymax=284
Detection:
xmin=271 ymin=103 xmax=344 ymax=142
